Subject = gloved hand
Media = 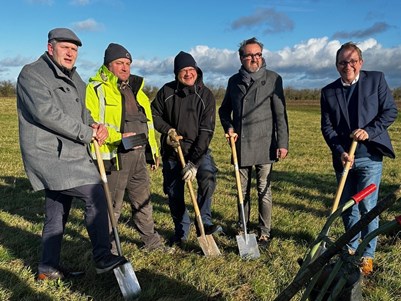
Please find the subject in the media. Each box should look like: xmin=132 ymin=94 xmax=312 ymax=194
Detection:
xmin=166 ymin=128 xmax=180 ymax=148
xmin=182 ymin=161 xmax=197 ymax=182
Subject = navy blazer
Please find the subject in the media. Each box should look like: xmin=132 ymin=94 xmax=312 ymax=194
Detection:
xmin=321 ymin=70 xmax=397 ymax=171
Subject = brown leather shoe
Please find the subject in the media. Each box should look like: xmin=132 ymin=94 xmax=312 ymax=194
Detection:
xmin=360 ymin=257 xmax=373 ymax=276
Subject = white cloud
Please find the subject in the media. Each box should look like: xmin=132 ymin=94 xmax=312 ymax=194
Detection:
xmin=2 ymin=37 xmax=401 ymax=89
xmin=72 ymin=18 xmax=103 ymax=31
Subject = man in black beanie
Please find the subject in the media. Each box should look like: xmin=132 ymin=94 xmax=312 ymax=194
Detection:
xmin=86 ymin=43 xmax=167 ymax=252
xmin=151 ymin=51 xmax=222 ymax=248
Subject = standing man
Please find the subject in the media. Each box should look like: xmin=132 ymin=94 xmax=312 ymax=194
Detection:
xmin=321 ymin=42 xmax=397 ymax=276
xmin=219 ymin=37 xmax=289 ymax=247
xmin=17 ymin=28 xmax=127 ymax=281
xmin=151 ymin=51 xmax=222 ymax=247
xmin=86 ymin=43 xmax=165 ymax=252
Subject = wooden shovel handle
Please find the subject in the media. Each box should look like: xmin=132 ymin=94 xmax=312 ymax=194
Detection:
xmin=175 ymin=139 xmax=206 ymax=236
xmin=230 ymin=136 xmax=244 ymax=206
xmin=330 ymin=139 xmax=358 ymax=214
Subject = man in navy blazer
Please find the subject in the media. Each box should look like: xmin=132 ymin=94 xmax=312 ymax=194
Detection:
xmin=321 ymin=42 xmax=397 ymax=276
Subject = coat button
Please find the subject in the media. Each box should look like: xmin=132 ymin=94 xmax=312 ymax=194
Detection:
xmin=66 ymin=87 xmax=70 ymax=92
xmin=89 ymin=159 xmax=93 ymax=163
xmin=76 ymin=98 xmax=79 ymax=102
xmin=79 ymin=134 xmax=84 ymax=140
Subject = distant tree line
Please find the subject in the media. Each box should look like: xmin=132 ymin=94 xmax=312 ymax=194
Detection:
xmin=1 ymin=80 xmax=401 ymax=101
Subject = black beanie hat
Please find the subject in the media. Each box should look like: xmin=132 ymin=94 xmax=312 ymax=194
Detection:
xmin=104 ymin=43 xmax=132 ymax=66
xmin=174 ymin=51 xmax=197 ymax=75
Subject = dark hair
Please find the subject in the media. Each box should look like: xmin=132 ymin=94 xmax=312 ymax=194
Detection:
xmin=238 ymin=37 xmax=264 ymax=57
xmin=336 ymin=42 xmax=363 ymax=64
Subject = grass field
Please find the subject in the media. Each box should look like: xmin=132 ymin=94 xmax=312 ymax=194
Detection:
xmin=0 ymin=97 xmax=400 ymax=301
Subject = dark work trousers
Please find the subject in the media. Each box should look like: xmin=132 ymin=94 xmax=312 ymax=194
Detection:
xmin=162 ymin=150 xmax=218 ymax=240
xmin=107 ymin=148 xmax=161 ymax=250
xmin=39 ymin=184 xmax=111 ymax=274
xmin=239 ymin=163 xmax=273 ymax=237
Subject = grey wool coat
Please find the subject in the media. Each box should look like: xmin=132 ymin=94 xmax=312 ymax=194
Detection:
xmin=17 ymin=52 xmax=101 ymax=191
xmin=219 ymin=68 xmax=289 ymax=167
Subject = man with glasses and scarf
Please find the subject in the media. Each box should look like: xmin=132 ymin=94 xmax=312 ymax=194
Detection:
xmin=321 ymin=42 xmax=397 ymax=276
xmin=219 ymin=37 xmax=289 ymax=248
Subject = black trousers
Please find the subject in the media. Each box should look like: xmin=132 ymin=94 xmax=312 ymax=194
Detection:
xmin=38 ymin=184 xmax=111 ymax=273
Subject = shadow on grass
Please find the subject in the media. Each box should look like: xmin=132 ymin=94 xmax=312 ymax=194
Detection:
xmin=0 ymin=268 xmax=54 ymax=301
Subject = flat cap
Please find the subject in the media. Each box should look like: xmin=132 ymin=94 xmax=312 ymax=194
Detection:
xmin=48 ymin=28 xmax=82 ymax=46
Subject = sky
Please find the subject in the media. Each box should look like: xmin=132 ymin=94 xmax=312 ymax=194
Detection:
xmin=1 ymin=0 xmax=401 ymax=89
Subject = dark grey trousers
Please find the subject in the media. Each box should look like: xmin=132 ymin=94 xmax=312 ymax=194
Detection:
xmin=107 ymin=148 xmax=161 ymax=250
xmin=239 ymin=163 xmax=273 ymax=237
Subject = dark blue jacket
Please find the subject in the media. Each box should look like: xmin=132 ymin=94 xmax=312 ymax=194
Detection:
xmin=321 ymin=70 xmax=398 ymax=171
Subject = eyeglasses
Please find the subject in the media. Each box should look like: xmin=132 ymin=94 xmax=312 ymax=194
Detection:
xmin=179 ymin=67 xmax=196 ymax=74
xmin=337 ymin=59 xmax=360 ymax=67
xmin=241 ymin=52 xmax=262 ymax=60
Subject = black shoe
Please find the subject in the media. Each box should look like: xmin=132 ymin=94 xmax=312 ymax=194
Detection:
xmin=168 ymin=236 xmax=185 ymax=248
xmin=204 ymin=224 xmax=223 ymax=235
xmin=95 ymin=254 xmax=127 ymax=274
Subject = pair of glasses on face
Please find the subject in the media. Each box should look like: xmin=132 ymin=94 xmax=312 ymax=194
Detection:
xmin=241 ymin=52 xmax=262 ymax=60
xmin=337 ymin=59 xmax=360 ymax=67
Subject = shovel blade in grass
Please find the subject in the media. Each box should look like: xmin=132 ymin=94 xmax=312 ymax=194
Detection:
xmin=236 ymin=233 xmax=260 ymax=259
xmin=113 ymin=263 xmax=141 ymax=300
xmin=198 ymin=233 xmax=221 ymax=256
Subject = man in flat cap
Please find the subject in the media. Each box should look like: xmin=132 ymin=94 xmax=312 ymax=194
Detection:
xmin=151 ymin=51 xmax=222 ymax=248
xmin=86 ymin=43 xmax=167 ymax=252
xmin=17 ymin=28 xmax=127 ymax=281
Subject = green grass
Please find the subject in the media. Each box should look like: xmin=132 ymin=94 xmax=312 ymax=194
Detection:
xmin=1 ymin=97 xmax=400 ymax=301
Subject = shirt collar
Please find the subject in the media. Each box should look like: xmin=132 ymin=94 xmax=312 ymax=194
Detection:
xmin=341 ymin=73 xmax=360 ymax=87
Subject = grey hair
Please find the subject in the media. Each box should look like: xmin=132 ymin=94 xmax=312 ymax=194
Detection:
xmin=238 ymin=37 xmax=264 ymax=57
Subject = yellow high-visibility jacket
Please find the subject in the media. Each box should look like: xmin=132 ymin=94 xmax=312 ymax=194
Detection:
xmin=86 ymin=65 xmax=159 ymax=171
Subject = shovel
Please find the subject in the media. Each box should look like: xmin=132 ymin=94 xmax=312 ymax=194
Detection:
xmin=310 ymin=139 xmax=358 ymax=262
xmin=93 ymin=140 xmax=141 ymax=300
xmin=174 ymin=138 xmax=221 ymax=256
xmin=229 ymin=136 xmax=260 ymax=259
xmin=331 ymin=139 xmax=358 ymax=213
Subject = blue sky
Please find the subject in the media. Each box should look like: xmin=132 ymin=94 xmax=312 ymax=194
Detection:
xmin=1 ymin=0 xmax=401 ymax=89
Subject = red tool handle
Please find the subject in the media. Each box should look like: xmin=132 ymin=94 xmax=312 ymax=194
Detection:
xmin=352 ymin=184 xmax=376 ymax=204
xmin=396 ymin=215 xmax=401 ymax=226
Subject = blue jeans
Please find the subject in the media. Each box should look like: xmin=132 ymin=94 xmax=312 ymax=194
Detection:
xmin=336 ymin=155 xmax=383 ymax=258
xmin=39 ymin=184 xmax=111 ymax=274
xmin=162 ymin=150 xmax=217 ymax=240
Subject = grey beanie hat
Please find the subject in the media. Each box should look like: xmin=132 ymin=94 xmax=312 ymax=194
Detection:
xmin=48 ymin=28 xmax=82 ymax=46
xmin=104 ymin=43 xmax=132 ymax=66
xmin=174 ymin=51 xmax=197 ymax=75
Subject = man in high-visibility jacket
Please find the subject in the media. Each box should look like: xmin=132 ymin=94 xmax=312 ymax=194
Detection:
xmin=86 ymin=43 xmax=165 ymax=252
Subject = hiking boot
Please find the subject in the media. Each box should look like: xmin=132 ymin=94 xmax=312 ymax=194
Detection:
xmin=360 ymin=257 xmax=373 ymax=276
xmin=257 ymin=235 xmax=270 ymax=248
xmin=37 ymin=270 xmax=65 ymax=281
xmin=37 ymin=267 xmax=84 ymax=281
xmin=95 ymin=254 xmax=127 ymax=274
